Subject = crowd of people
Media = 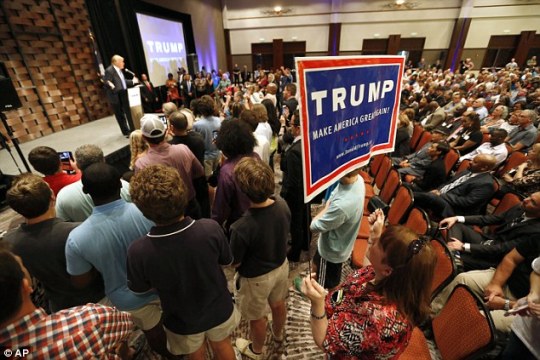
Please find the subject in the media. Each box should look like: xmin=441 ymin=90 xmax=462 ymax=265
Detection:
xmin=1 ymin=57 xmax=540 ymax=359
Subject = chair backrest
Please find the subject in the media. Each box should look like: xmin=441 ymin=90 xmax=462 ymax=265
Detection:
xmin=409 ymin=124 xmax=424 ymax=151
xmin=374 ymin=156 xmax=392 ymax=190
xmin=404 ymin=207 xmax=431 ymax=236
xmin=387 ymin=185 xmax=414 ymax=225
xmin=369 ymin=154 xmax=386 ymax=178
xmin=493 ymin=191 xmax=524 ymax=215
xmin=433 ymin=284 xmax=496 ymax=360
xmin=443 ymin=148 xmax=460 ymax=176
xmin=487 ymin=191 xmax=524 ymax=232
xmin=398 ymin=327 xmax=431 ymax=360
xmin=379 ymin=169 xmax=401 ymax=204
xmin=429 ymin=238 xmax=456 ymax=300
xmin=455 ymin=159 xmax=471 ymax=175
xmin=414 ymin=131 xmax=432 ymax=152
xmin=495 ymin=151 xmax=527 ymax=177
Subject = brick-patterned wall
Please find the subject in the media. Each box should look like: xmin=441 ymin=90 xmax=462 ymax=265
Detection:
xmin=0 ymin=0 xmax=111 ymax=143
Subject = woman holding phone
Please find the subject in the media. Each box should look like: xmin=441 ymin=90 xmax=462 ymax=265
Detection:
xmin=301 ymin=209 xmax=436 ymax=359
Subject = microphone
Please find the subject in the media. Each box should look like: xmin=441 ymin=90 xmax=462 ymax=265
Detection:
xmin=125 ymin=68 xmax=136 ymax=76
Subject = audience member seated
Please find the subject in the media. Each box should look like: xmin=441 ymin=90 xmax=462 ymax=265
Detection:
xmin=506 ymin=109 xmax=538 ymax=152
xmin=230 ymin=158 xmax=290 ymax=359
xmin=300 ymin=210 xmax=436 ymax=359
xmin=127 ymin=164 xmax=239 ymax=359
xmin=413 ymin=154 xmax=497 ymax=218
xmin=393 ymin=128 xmax=447 ymax=174
xmin=449 ymin=111 xmax=483 ymax=156
xmin=499 ymin=110 xmax=520 ymax=134
xmin=432 ymin=237 xmax=540 ymax=333
xmin=408 ymin=141 xmax=450 ymax=191
xmin=439 ymin=191 xmax=540 ymax=271
xmin=28 ymin=146 xmax=81 ymax=196
xmin=481 ymin=105 xmax=508 ymax=133
xmin=135 ymin=114 xmax=205 ymax=219
xmin=501 ymin=255 xmax=540 ymax=360
xmin=501 ymin=143 xmax=540 ymax=197
xmin=443 ymin=92 xmax=465 ymax=114
xmin=0 ymin=250 xmax=134 ymax=359
xmin=4 ymin=174 xmax=104 ymax=311
xmin=471 ymin=97 xmax=489 ymax=121
xmin=55 ymin=144 xmax=131 ymax=222
xmin=65 ymin=163 xmax=169 ymax=357
xmin=460 ymin=128 xmax=508 ymax=166
xmin=421 ymin=101 xmax=446 ymax=131
xmin=212 ymin=119 xmax=258 ymax=235
xmin=391 ymin=114 xmax=411 ymax=157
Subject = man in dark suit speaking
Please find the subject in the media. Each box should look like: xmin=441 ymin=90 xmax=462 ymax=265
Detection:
xmin=103 ymin=55 xmax=139 ymax=137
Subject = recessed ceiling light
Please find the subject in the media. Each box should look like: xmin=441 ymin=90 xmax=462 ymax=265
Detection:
xmin=274 ymin=6 xmax=282 ymax=12
xmin=503 ymin=29 xmax=511 ymax=33
xmin=374 ymin=33 xmax=380 ymax=37
xmin=411 ymin=32 xmax=417 ymax=36
xmin=395 ymin=0 xmax=406 ymax=5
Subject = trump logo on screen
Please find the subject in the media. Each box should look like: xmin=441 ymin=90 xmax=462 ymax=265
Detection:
xmin=295 ymin=56 xmax=404 ymax=202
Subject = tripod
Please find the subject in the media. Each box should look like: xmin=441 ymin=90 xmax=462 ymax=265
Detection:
xmin=0 ymin=111 xmax=31 ymax=173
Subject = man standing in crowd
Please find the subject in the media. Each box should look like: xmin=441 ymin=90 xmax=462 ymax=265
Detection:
xmin=55 ymin=144 xmax=131 ymax=222
xmin=281 ymin=113 xmax=311 ymax=262
xmin=310 ymin=169 xmax=365 ymax=289
xmin=28 ymin=146 xmax=81 ymax=196
xmin=169 ymin=110 xmax=210 ymax=217
xmin=0 ymin=250 xmax=134 ymax=359
xmin=65 ymin=163 xmax=170 ymax=357
xmin=103 ymin=54 xmax=139 ymax=137
xmin=135 ymin=114 xmax=205 ymax=219
xmin=5 ymin=174 xmax=104 ymax=312
xmin=230 ymin=158 xmax=290 ymax=359
xmin=127 ymin=164 xmax=239 ymax=360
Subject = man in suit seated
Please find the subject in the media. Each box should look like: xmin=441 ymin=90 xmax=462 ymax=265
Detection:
xmin=439 ymin=191 xmax=540 ymax=271
xmin=413 ymin=154 xmax=497 ymax=218
xmin=421 ymin=101 xmax=446 ymax=131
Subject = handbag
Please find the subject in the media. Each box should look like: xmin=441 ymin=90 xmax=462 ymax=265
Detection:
xmin=367 ymin=195 xmax=390 ymax=215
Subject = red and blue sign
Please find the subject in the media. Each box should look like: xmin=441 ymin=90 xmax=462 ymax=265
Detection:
xmin=295 ymin=56 xmax=404 ymax=202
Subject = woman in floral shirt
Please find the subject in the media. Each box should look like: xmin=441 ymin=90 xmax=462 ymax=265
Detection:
xmin=302 ymin=209 xmax=436 ymax=359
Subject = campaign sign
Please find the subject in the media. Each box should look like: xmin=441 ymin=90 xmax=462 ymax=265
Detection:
xmin=296 ymin=56 xmax=404 ymax=202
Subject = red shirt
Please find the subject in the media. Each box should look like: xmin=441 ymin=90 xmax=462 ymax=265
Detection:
xmin=44 ymin=172 xmax=81 ymax=196
xmin=323 ymin=266 xmax=412 ymax=359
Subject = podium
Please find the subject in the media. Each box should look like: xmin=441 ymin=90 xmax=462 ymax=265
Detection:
xmin=127 ymin=86 xmax=144 ymax=129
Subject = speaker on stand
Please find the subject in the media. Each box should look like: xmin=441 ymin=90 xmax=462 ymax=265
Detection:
xmin=0 ymin=61 xmax=32 ymax=175
xmin=187 ymin=53 xmax=199 ymax=76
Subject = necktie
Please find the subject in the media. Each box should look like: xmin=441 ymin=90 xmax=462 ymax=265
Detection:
xmin=509 ymin=213 xmax=525 ymax=228
xmin=439 ymin=173 xmax=471 ymax=194
xmin=118 ymin=69 xmax=126 ymax=90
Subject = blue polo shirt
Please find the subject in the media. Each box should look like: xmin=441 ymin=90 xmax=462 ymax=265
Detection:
xmin=65 ymin=199 xmax=157 ymax=310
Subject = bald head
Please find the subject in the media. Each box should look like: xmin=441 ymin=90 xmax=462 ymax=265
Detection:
xmin=470 ymin=154 xmax=497 ymax=173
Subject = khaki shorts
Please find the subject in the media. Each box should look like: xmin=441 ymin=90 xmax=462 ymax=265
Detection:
xmin=164 ymin=306 xmax=241 ymax=355
xmin=99 ymin=297 xmax=162 ymax=331
xmin=204 ymin=158 xmax=220 ymax=178
xmin=236 ymin=260 xmax=289 ymax=320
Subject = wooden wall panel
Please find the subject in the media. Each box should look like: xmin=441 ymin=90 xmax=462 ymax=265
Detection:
xmin=0 ymin=0 xmax=111 ymax=144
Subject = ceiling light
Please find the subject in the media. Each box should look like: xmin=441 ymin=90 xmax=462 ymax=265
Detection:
xmin=261 ymin=6 xmax=292 ymax=16
xmin=383 ymin=0 xmax=419 ymax=10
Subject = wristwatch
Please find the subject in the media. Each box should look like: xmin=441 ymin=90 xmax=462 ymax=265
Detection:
xmin=503 ymin=299 xmax=510 ymax=311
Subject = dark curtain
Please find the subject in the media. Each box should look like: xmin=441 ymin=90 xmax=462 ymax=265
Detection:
xmin=84 ymin=0 xmax=146 ymax=75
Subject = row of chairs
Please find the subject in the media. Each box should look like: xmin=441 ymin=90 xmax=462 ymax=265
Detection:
xmin=352 ymin=153 xmax=527 ymax=359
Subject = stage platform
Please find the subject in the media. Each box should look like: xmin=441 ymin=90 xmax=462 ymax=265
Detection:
xmin=1 ymin=115 xmax=130 ymax=176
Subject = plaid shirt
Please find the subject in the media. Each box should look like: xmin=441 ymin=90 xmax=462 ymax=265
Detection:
xmin=0 ymin=304 xmax=133 ymax=359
